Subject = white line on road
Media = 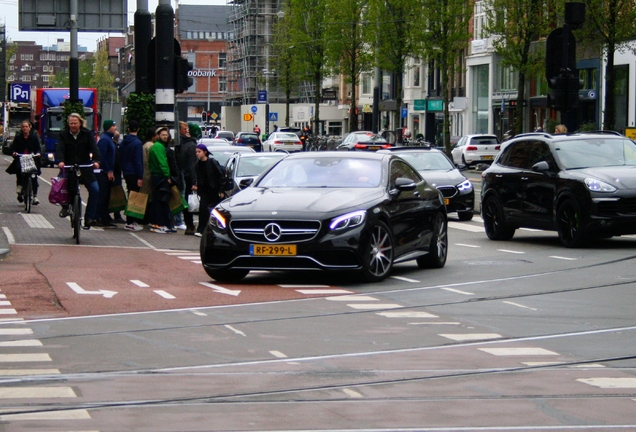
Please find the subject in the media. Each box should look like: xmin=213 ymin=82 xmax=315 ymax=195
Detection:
xmin=0 ymin=409 xmax=90 ymax=421
xmin=390 ymin=276 xmax=420 ymax=283
xmin=549 ymin=256 xmax=578 ymax=261
xmin=347 ymin=304 xmax=403 ymax=310
xmin=442 ymin=287 xmax=475 ymax=295
xmin=448 ymin=222 xmax=484 ymax=233
xmin=0 ymin=301 xmax=10 ymax=306
xmin=296 ymin=289 xmax=353 ymax=295
xmin=0 ymin=329 xmax=32 ymax=335
xmin=0 ymin=369 xmax=60 ymax=376
xmin=225 ymin=325 xmax=246 ymax=337
xmin=377 ymin=311 xmax=438 ymax=318
xmin=191 ymin=310 xmax=207 ymax=317
xmin=577 ymin=378 xmax=636 ymax=388
xmin=130 ymin=280 xmax=150 ymax=288
xmin=278 ymin=284 xmax=331 ymax=288
xmin=0 ymin=340 xmax=42 ymax=347
xmin=409 ymin=322 xmax=460 ymax=325
xmin=342 ymin=388 xmax=363 ymax=398
xmin=0 ymin=309 xmax=17 ymax=315
xmin=130 ymin=233 xmax=156 ymax=249
xmin=455 ymin=243 xmax=481 ymax=248
xmin=269 ymin=350 xmax=287 ymax=358
xmin=199 ymin=282 xmax=241 ymax=297
xmin=497 ymin=249 xmax=525 ymax=254
xmin=326 ymin=295 xmax=378 ymax=302
xmin=19 ymin=214 xmax=54 ymax=229
xmin=165 ymin=252 xmax=199 ymax=256
xmin=503 ymin=301 xmax=537 ymax=311
xmin=0 ymin=354 xmax=51 ymax=362
xmin=479 ymin=347 xmax=559 ymax=356
xmin=0 ymin=386 xmax=76 ymax=398
xmin=153 ymin=290 xmax=175 ymax=299
xmin=439 ymin=333 xmax=502 ymax=341
xmin=2 ymin=227 xmax=14 ymax=245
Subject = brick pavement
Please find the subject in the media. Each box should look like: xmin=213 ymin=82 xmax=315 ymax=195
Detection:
xmin=0 ymin=154 xmax=201 ymax=256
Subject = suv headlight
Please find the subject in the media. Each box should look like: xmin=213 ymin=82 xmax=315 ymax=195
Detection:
xmin=330 ymin=210 xmax=366 ymax=231
xmin=457 ymin=179 xmax=473 ymax=192
xmin=210 ymin=208 xmax=227 ymax=229
xmin=585 ymin=178 xmax=616 ymax=193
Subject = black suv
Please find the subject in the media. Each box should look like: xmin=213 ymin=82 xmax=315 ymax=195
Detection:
xmin=481 ymin=131 xmax=636 ymax=247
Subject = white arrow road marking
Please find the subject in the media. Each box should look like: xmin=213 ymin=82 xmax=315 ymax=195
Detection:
xmin=66 ymin=282 xmax=117 ymax=298
xmin=199 ymin=282 xmax=241 ymax=297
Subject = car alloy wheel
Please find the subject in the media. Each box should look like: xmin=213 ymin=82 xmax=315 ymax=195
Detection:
xmin=361 ymin=221 xmax=394 ymax=282
xmin=556 ymin=199 xmax=587 ymax=248
xmin=482 ymin=195 xmax=515 ymax=240
xmin=417 ymin=211 xmax=448 ymax=269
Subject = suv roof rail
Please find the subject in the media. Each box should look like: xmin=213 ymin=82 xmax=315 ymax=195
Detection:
xmin=576 ymin=130 xmax=622 ymax=136
xmin=511 ymin=132 xmax=552 ymax=139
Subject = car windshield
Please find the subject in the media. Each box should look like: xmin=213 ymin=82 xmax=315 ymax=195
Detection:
xmin=357 ymin=134 xmax=387 ymax=144
xmin=258 ymin=157 xmax=382 ymax=188
xmin=471 ymin=136 xmax=499 ymax=145
xmin=236 ymin=154 xmax=286 ymax=177
xmin=274 ymin=133 xmax=298 ymax=140
xmin=210 ymin=148 xmax=254 ymax=165
xmin=397 ymin=152 xmax=454 ymax=171
xmin=555 ymin=138 xmax=636 ymax=169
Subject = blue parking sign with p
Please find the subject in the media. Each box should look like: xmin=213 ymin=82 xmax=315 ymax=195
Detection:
xmin=11 ymin=83 xmax=30 ymax=103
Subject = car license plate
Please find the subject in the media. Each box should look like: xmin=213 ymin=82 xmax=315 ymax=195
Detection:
xmin=369 ymin=146 xmax=381 ymax=150
xmin=250 ymin=244 xmax=297 ymax=256
xmin=444 ymin=198 xmax=450 ymax=206
xmin=481 ymin=155 xmax=494 ymax=160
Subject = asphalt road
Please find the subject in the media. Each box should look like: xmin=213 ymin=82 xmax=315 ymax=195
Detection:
xmin=1 ymin=155 xmax=635 ymax=431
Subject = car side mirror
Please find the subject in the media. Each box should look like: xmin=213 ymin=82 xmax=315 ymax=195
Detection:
xmin=532 ymin=161 xmax=550 ymax=173
xmin=394 ymin=177 xmax=417 ymax=191
xmin=239 ymin=178 xmax=254 ymax=189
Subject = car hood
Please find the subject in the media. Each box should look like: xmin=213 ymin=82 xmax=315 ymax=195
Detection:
xmin=223 ymin=187 xmax=384 ymax=216
xmin=417 ymin=169 xmax=466 ymax=187
xmin=572 ymin=166 xmax=636 ymax=189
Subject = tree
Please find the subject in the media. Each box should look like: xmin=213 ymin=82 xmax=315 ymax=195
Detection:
xmin=483 ymin=0 xmax=560 ymax=135
xmin=324 ymin=0 xmax=373 ymax=131
xmin=368 ymin=0 xmax=421 ymax=133
xmin=420 ymin=0 xmax=473 ymax=153
xmin=577 ymin=0 xmax=636 ymax=131
xmin=50 ymin=58 xmax=94 ymax=88
xmin=287 ymin=0 xmax=329 ymax=134
xmin=271 ymin=8 xmax=302 ymax=126
xmin=90 ymin=48 xmax=117 ymax=107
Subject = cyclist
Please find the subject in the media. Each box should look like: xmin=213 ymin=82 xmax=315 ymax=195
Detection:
xmin=56 ymin=113 xmax=101 ymax=229
xmin=9 ymin=120 xmax=41 ymax=204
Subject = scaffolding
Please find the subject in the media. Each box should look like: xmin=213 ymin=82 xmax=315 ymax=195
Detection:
xmin=225 ymin=0 xmax=282 ymax=105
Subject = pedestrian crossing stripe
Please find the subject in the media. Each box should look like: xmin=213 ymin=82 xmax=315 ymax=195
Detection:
xmin=479 ymin=347 xmax=559 ymax=356
xmin=0 ymin=409 xmax=91 ymax=420
xmin=0 ymin=387 xmax=76 ymax=398
xmin=577 ymin=378 xmax=636 ymax=388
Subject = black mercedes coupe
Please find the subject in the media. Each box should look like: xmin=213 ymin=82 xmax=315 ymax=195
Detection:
xmin=200 ymin=152 xmax=448 ymax=282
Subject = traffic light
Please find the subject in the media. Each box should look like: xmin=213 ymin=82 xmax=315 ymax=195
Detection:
xmin=174 ymin=57 xmax=193 ymax=94
xmin=547 ymin=74 xmax=583 ymax=111
xmin=201 ymin=111 xmax=207 ymax=123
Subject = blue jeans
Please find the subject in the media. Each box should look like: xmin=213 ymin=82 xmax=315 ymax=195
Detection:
xmin=84 ymin=180 xmax=100 ymax=222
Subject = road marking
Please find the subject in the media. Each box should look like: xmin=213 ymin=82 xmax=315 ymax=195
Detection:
xmin=448 ymin=222 xmax=484 ymax=232
xmin=439 ymin=333 xmax=502 ymax=341
xmin=296 ymin=289 xmax=352 ymax=295
xmin=225 ymin=325 xmax=246 ymax=337
xmin=503 ymin=301 xmax=537 ymax=311
xmin=166 ymin=252 xmax=199 ymax=256
xmin=473 ymin=216 xmax=484 ymax=223
xmin=191 ymin=310 xmax=207 ymax=317
xmin=19 ymin=214 xmax=54 ymax=229
xmin=1 ymin=227 xmax=14 ymax=244
xmin=191 ymin=260 xmax=202 ymax=264
xmin=326 ymin=295 xmax=378 ymax=302
xmin=497 ymin=249 xmax=525 ymax=254
xmin=577 ymin=378 xmax=636 ymax=388
xmin=346 ymin=304 xmax=403 ymax=310
xmin=0 ymin=329 xmax=32 ymax=335
xmin=522 ymin=362 xmax=563 ymax=366
xmin=199 ymin=282 xmax=241 ymax=297
xmin=66 ymin=282 xmax=117 ymax=298
xmin=390 ymin=276 xmax=420 ymax=283
xmin=270 ymin=350 xmax=287 ymax=358
xmin=159 ymin=249 xmax=192 ymax=253
xmin=177 ymin=256 xmax=200 ymax=260
xmin=570 ymin=364 xmax=605 ymax=368
xmin=342 ymin=388 xmax=363 ymax=398
xmin=377 ymin=311 xmax=438 ymax=318
xmin=130 ymin=280 xmax=150 ymax=288
xmin=479 ymin=347 xmax=559 ymax=356
xmin=278 ymin=284 xmax=331 ymax=288
xmin=442 ymin=287 xmax=475 ymax=295
xmin=0 ymin=369 xmax=60 ymax=375
xmin=549 ymin=255 xmax=578 ymax=261
xmin=130 ymin=233 xmax=156 ymax=249
xmin=0 ymin=301 xmax=10 ymax=306
xmin=0 ymin=309 xmax=17 ymax=315
xmin=0 ymin=354 xmax=52 ymax=362
xmin=0 ymin=409 xmax=91 ymax=421
xmin=0 ymin=386 xmax=76 ymax=398
xmin=0 ymin=295 xmax=5 ymax=299
xmin=410 ymin=322 xmax=460 ymax=325
xmin=154 ymin=290 xmax=175 ymax=299
xmin=455 ymin=243 xmax=481 ymax=248
xmin=0 ymin=339 xmax=42 ymax=347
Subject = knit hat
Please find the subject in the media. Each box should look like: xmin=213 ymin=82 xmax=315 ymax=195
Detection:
xmin=196 ymin=143 xmax=209 ymax=154
xmin=103 ymin=119 xmax=116 ymax=131
xmin=156 ymin=126 xmax=169 ymax=135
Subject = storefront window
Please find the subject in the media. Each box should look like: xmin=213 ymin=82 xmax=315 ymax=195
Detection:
xmin=472 ymin=64 xmax=489 ymax=134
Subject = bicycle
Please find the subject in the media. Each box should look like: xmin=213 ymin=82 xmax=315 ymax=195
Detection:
xmin=61 ymin=163 xmax=95 ymax=244
xmin=14 ymin=154 xmax=40 ymax=214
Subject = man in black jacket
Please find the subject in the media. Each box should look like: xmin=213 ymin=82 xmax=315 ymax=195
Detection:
xmin=177 ymin=121 xmax=198 ymax=234
xmin=56 ymin=113 xmax=101 ymax=229
xmin=9 ymin=120 xmax=42 ymax=204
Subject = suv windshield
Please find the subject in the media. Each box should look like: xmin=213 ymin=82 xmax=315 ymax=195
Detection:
xmin=556 ymin=138 xmax=636 ymax=169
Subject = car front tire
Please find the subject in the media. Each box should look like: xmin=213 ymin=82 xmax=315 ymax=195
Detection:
xmin=204 ymin=267 xmax=249 ymax=282
xmin=482 ymin=195 xmax=515 ymax=240
xmin=556 ymin=199 xmax=587 ymax=248
xmin=417 ymin=211 xmax=448 ymax=269
xmin=361 ymin=221 xmax=394 ymax=282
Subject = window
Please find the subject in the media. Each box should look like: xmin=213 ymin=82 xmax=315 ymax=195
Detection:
xmin=362 ymin=74 xmax=371 ymax=95
xmin=21 ymin=75 xmax=31 ymax=82
xmin=40 ymin=52 xmax=56 ymax=61
xmin=43 ymin=75 xmax=51 ymax=82
xmin=219 ymin=77 xmax=227 ymax=93
xmin=473 ymin=1 xmax=486 ymax=40
xmin=7 ymin=75 xmax=15 ymax=82
xmin=413 ymin=66 xmax=420 ymax=87
xmin=20 ymin=54 xmax=33 ymax=61
xmin=218 ymin=53 xmax=226 ymax=69
xmin=500 ymin=64 xmax=517 ymax=91
xmin=21 ymin=65 xmax=31 ymax=71
xmin=186 ymin=31 xmax=192 ymax=39
xmin=500 ymin=141 xmax=531 ymax=168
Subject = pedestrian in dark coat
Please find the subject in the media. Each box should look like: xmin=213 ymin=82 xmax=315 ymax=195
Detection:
xmin=96 ymin=119 xmax=118 ymax=227
xmin=192 ymin=144 xmax=226 ymax=236
xmin=178 ymin=121 xmax=198 ymax=234
xmin=120 ymin=120 xmax=144 ymax=230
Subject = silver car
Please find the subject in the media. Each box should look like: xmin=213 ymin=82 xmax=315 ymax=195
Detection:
xmin=451 ymin=134 xmax=501 ymax=167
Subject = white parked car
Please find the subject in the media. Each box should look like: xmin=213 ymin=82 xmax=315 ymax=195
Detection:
xmin=451 ymin=134 xmax=501 ymax=167
xmin=262 ymin=132 xmax=303 ymax=152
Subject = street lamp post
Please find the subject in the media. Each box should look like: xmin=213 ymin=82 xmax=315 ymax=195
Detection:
xmin=207 ymin=56 xmax=211 ymax=121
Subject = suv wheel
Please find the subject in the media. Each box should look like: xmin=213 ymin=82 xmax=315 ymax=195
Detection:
xmin=556 ymin=199 xmax=587 ymax=248
xmin=482 ymin=195 xmax=515 ymax=240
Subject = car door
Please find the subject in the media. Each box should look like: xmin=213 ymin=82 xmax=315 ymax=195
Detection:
xmin=451 ymin=137 xmax=466 ymax=164
xmin=519 ymin=140 xmax=558 ymax=228
xmin=495 ymin=140 xmax=532 ymax=222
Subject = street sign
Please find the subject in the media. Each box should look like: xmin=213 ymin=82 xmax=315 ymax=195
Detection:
xmin=257 ymin=91 xmax=267 ymax=104
xmin=251 ymin=106 xmax=258 ymax=113
xmin=10 ymin=83 xmax=30 ymax=102
xmin=269 ymin=112 xmax=278 ymax=122
xmin=211 ymin=112 xmax=219 ymax=120
xmin=401 ymin=108 xmax=408 ymax=118
xmin=243 ymin=114 xmax=253 ymax=121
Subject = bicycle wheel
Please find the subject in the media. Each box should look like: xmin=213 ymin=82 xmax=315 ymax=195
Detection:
xmin=73 ymin=194 xmax=81 ymax=244
xmin=23 ymin=176 xmax=32 ymax=213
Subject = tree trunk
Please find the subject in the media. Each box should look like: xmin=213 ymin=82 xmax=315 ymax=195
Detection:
xmin=313 ymin=69 xmax=321 ymax=135
xmin=514 ymin=72 xmax=526 ymax=135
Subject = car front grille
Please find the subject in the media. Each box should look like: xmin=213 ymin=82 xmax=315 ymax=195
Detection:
xmin=597 ymin=198 xmax=636 ymax=215
xmin=230 ymin=220 xmax=321 ymax=243
xmin=436 ymin=186 xmax=457 ymax=198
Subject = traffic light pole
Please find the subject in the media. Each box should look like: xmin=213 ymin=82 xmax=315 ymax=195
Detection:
xmin=155 ymin=0 xmax=175 ymax=128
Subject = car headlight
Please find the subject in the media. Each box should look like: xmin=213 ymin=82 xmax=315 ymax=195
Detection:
xmin=330 ymin=210 xmax=366 ymax=231
xmin=585 ymin=178 xmax=616 ymax=193
xmin=210 ymin=208 xmax=227 ymax=229
xmin=457 ymin=179 xmax=473 ymax=192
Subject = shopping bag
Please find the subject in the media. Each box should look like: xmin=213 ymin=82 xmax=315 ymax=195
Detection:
xmin=124 ymin=191 xmax=148 ymax=219
xmin=49 ymin=176 xmax=70 ymax=205
xmin=187 ymin=193 xmax=200 ymax=213
xmin=168 ymin=186 xmax=188 ymax=215
xmin=108 ymin=184 xmax=127 ymax=212
xmin=19 ymin=155 xmax=37 ymax=173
